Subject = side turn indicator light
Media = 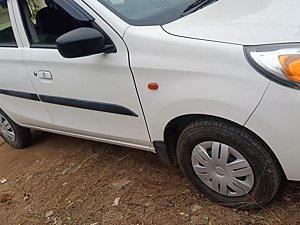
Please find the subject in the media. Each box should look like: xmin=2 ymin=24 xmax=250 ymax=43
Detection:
xmin=148 ymin=83 xmax=159 ymax=90
xmin=279 ymin=55 xmax=300 ymax=82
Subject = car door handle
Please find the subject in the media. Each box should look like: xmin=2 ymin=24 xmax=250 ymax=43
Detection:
xmin=34 ymin=71 xmax=53 ymax=80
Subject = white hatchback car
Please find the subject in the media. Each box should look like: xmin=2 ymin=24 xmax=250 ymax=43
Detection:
xmin=0 ymin=0 xmax=299 ymax=209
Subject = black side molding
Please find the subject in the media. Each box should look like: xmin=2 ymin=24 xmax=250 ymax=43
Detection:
xmin=39 ymin=95 xmax=138 ymax=117
xmin=154 ymin=141 xmax=178 ymax=166
xmin=0 ymin=89 xmax=138 ymax=117
xmin=0 ymin=89 xmax=39 ymax=101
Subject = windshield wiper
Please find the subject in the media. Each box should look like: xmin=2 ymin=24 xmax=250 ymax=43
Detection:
xmin=182 ymin=0 xmax=218 ymax=14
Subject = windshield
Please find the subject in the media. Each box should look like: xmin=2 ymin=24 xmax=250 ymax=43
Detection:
xmin=96 ymin=0 xmax=217 ymax=26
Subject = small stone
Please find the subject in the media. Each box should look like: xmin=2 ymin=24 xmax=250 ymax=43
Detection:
xmin=191 ymin=204 xmax=202 ymax=212
xmin=45 ymin=210 xmax=53 ymax=218
xmin=62 ymin=182 xmax=68 ymax=186
xmin=61 ymin=168 xmax=69 ymax=175
xmin=112 ymin=197 xmax=120 ymax=207
xmin=179 ymin=212 xmax=188 ymax=217
xmin=0 ymin=194 xmax=11 ymax=203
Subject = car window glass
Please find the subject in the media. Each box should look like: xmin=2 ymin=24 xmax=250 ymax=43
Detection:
xmin=0 ymin=1 xmax=17 ymax=47
xmin=18 ymin=0 xmax=94 ymax=47
xmin=97 ymin=0 xmax=211 ymax=26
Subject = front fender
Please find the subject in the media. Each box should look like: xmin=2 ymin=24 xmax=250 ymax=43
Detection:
xmin=124 ymin=26 xmax=270 ymax=141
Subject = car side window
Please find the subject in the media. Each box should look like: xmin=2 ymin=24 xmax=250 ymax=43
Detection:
xmin=0 ymin=1 xmax=17 ymax=47
xmin=18 ymin=0 xmax=94 ymax=47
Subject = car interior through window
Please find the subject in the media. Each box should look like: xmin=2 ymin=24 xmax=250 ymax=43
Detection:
xmin=0 ymin=0 xmax=17 ymax=47
xmin=17 ymin=0 xmax=113 ymax=48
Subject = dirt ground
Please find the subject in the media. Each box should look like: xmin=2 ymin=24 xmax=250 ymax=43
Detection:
xmin=0 ymin=131 xmax=299 ymax=225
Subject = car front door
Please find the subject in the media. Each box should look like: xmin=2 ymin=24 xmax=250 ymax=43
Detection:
xmin=12 ymin=0 xmax=151 ymax=149
xmin=0 ymin=0 xmax=53 ymax=129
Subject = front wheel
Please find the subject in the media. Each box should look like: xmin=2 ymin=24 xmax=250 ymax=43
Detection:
xmin=177 ymin=117 xmax=282 ymax=209
xmin=0 ymin=109 xmax=31 ymax=149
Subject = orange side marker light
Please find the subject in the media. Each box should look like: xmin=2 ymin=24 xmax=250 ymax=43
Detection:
xmin=148 ymin=83 xmax=159 ymax=90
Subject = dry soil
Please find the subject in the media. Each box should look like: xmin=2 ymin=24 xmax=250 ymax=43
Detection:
xmin=0 ymin=131 xmax=299 ymax=225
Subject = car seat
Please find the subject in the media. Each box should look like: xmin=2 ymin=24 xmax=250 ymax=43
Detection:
xmin=38 ymin=6 xmax=83 ymax=36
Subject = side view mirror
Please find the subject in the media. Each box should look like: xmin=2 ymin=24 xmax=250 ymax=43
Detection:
xmin=56 ymin=27 xmax=115 ymax=58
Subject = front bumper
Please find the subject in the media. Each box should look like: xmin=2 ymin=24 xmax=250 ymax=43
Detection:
xmin=246 ymin=81 xmax=300 ymax=181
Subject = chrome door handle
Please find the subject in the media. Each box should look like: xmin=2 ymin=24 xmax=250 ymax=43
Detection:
xmin=35 ymin=71 xmax=53 ymax=80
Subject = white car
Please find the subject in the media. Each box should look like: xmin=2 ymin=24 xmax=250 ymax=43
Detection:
xmin=0 ymin=0 xmax=299 ymax=209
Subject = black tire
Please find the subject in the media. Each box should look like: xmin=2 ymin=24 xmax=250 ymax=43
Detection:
xmin=177 ymin=117 xmax=282 ymax=209
xmin=0 ymin=109 xmax=31 ymax=149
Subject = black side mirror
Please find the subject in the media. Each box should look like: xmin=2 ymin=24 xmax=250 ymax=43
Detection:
xmin=56 ymin=27 xmax=115 ymax=58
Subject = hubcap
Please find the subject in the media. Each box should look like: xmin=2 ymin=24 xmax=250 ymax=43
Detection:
xmin=0 ymin=115 xmax=15 ymax=142
xmin=191 ymin=141 xmax=254 ymax=196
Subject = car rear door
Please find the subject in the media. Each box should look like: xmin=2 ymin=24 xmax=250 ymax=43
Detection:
xmin=0 ymin=0 xmax=53 ymax=128
xmin=13 ymin=0 xmax=151 ymax=149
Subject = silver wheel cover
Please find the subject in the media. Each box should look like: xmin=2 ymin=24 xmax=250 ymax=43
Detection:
xmin=0 ymin=115 xmax=16 ymax=142
xmin=191 ymin=141 xmax=254 ymax=196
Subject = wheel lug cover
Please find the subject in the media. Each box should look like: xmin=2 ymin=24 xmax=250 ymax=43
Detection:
xmin=191 ymin=141 xmax=254 ymax=196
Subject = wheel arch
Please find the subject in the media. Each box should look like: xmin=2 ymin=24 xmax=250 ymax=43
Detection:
xmin=163 ymin=114 xmax=286 ymax=179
